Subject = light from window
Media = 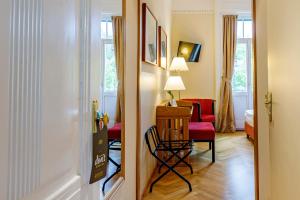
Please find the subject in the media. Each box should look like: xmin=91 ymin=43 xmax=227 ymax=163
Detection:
xmin=232 ymin=43 xmax=248 ymax=92
xmin=104 ymin=43 xmax=117 ymax=92
xmin=101 ymin=21 xmax=113 ymax=39
xmin=237 ymin=20 xmax=252 ymax=39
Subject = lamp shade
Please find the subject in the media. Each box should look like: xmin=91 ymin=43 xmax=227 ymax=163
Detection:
xmin=169 ymin=57 xmax=189 ymax=71
xmin=164 ymin=76 xmax=186 ymax=91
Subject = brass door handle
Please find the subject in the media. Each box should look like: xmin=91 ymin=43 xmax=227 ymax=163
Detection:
xmin=264 ymin=93 xmax=272 ymax=122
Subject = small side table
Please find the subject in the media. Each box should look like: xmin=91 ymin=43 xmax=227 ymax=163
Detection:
xmin=156 ymin=100 xmax=192 ymax=164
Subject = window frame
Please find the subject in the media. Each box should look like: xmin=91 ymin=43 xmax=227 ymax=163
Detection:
xmin=101 ymin=38 xmax=117 ymax=94
xmin=232 ymin=38 xmax=252 ymax=94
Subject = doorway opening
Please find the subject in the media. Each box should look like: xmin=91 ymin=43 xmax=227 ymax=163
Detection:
xmin=137 ymin=0 xmax=259 ymax=200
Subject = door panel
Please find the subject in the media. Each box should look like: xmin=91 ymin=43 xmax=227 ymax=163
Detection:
xmin=268 ymin=0 xmax=300 ymax=199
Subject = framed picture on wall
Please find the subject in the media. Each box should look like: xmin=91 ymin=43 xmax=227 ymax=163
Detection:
xmin=142 ymin=3 xmax=158 ymax=65
xmin=158 ymin=26 xmax=167 ymax=69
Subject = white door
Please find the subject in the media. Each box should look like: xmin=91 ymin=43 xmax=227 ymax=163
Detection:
xmin=267 ymin=0 xmax=300 ymax=199
xmin=233 ymin=19 xmax=253 ymax=130
xmin=100 ymin=20 xmax=117 ymax=127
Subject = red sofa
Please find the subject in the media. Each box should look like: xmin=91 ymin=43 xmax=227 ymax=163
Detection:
xmin=181 ymin=99 xmax=216 ymax=126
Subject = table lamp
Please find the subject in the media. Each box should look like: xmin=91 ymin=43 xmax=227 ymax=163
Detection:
xmin=169 ymin=57 xmax=189 ymax=72
xmin=164 ymin=75 xmax=186 ymax=106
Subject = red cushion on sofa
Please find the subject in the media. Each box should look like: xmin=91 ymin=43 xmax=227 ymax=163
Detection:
xmin=189 ymin=122 xmax=215 ymax=141
xmin=201 ymin=114 xmax=215 ymax=122
xmin=108 ymin=123 xmax=122 ymax=140
xmin=199 ymin=99 xmax=214 ymax=115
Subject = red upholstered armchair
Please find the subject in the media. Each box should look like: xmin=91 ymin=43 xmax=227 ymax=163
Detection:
xmin=181 ymin=99 xmax=216 ymax=126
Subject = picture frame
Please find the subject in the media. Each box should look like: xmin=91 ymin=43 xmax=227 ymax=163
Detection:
xmin=158 ymin=26 xmax=167 ymax=69
xmin=142 ymin=3 xmax=158 ymax=65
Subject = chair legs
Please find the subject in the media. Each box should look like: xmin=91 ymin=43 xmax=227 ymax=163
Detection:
xmin=158 ymin=143 xmax=193 ymax=174
xmin=209 ymin=142 xmax=212 ymax=150
xmin=150 ymin=149 xmax=193 ymax=193
xmin=212 ymin=141 xmax=215 ymax=163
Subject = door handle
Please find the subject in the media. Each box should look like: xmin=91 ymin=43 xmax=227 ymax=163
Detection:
xmin=264 ymin=92 xmax=272 ymax=122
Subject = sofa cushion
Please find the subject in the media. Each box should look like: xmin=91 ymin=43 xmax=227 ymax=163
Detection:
xmin=201 ymin=114 xmax=215 ymax=123
xmin=199 ymin=99 xmax=214 ymax=115
xmin=108 ymin=123 xmax=122 ymax=140
xmin=189 ymin=122 xmax=215 ymax=141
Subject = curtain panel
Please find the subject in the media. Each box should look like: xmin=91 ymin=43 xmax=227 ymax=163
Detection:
xmin=217 ymin=15 xmax=238 ymax=133
xmin=112 ymin=16 xmax=124 ymax=123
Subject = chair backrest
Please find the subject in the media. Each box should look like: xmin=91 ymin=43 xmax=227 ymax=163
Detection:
xmin=198 ymin=99 xmax=214 ymax=115
xmin=181 ymin=98 xmax=215 ymax=116
xmin=145 ymin=126 xmax=161 ymax=155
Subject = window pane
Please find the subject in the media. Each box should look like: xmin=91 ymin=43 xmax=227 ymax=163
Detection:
xmin=107 ymin=22 xmax=113 ymax=39
xmin=233 ymin=43 xmax=247 ymax=92
xmin=104 ymin=43 xmax=117 ymax=92
xmin=101 ymin=22 xmax=107 ymax=39
xmin=237 ymin=21 xmax=244 ymax=39
xmin=244 ymin=21 xmax=253 ymax=38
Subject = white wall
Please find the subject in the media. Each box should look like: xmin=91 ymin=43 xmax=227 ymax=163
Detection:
xmin=138 ymin=0 xmax=172 ymax=198
xmin=171 ymin=12 xmax=215 ymax=99
xmin=172 ymin=0 xmax=214 ymax=11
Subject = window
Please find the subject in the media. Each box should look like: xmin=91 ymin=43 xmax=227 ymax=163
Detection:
xmin=232 ymin=19 xmax=253 ymax=92
xmin=101 ymin=21 xmax=113 ymax=39
xmin=101 ymin=21 xmax=117 ymax=92
xmin=237 ymin=20 xmax=252 ymax=39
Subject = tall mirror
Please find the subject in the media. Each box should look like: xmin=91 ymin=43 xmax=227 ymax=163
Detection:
xmin=92 ymin=0 xmax=125 ymax=197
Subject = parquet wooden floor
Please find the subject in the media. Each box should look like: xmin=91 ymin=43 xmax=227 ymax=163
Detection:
xmin=143 ymin=132 xmax=254 ymax=200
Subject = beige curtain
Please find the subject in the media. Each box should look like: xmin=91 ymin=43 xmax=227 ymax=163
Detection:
xmin=217 ymin=15 xmax=237 ymax=133
xmin=112 ymin=16 xmax=124 ymax=123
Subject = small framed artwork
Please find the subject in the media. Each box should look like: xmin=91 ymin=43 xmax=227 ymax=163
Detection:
xmin=142 ymin=3 xmax=158 ymax=65
xmin=158 ymin=26 xmax=167 ymax=69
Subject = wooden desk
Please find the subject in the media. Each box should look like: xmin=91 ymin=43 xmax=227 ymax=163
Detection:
xmin=156 ymin=101 xmax=192 ymax=163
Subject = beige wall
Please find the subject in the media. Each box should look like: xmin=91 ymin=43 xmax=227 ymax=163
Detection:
xmin=138 ymin=0 xmax=172 ymax=198
xmin=171 ymin=12 xmax=216 ymax=99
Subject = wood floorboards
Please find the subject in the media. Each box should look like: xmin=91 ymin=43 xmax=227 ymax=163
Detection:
xmin=143 ymin=132 xmax=254 ymax=200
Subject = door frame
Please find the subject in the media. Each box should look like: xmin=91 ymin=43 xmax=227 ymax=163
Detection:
xmin=252 ymin=0 xmax=259 ymax=199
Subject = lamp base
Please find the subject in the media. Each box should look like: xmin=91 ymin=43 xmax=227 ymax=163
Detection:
xmin=170 ymin=99 xmax=177 ymax=107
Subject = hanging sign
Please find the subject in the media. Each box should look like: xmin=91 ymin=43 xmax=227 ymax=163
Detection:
xmin=89 ymin=122 xmax=108 ymax=184
xmin=90 ymin=100 xmax=109 ymax=184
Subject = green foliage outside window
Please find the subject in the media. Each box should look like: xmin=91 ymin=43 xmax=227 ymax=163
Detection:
xmin=232 ymin=43 xmax=247 ymax=92
xmin=104 ymin=43 xmax=118 ymax=92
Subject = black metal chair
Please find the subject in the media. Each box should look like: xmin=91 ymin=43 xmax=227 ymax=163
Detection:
xmin=145 ymin=125 xmax=193 ymax=192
